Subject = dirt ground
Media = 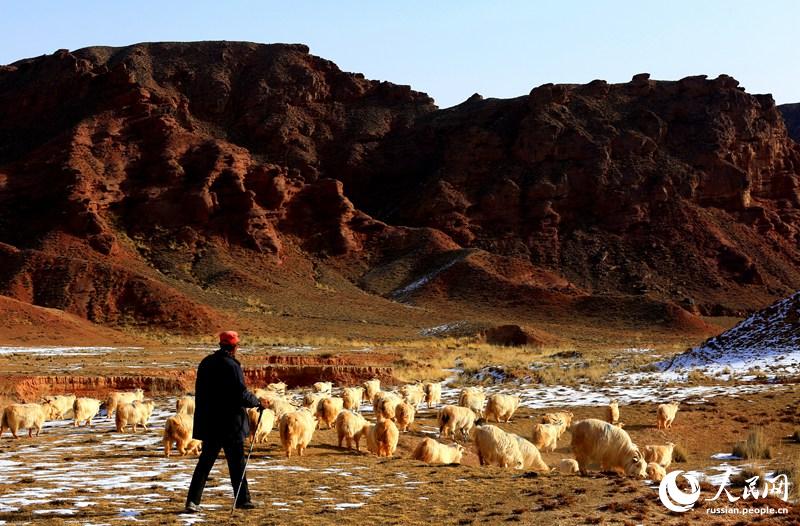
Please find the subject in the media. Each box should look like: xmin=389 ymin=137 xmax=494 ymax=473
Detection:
xmin=0 ymin=378 xmax=797 ymax=525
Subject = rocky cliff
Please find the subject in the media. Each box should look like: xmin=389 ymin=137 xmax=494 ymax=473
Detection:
xmin=351 ymin=75 xmax=800 ymax=315
xmin=1 ymin=42 xmax=798 ymax=339
xmin=779 ymin=103 xmax=800 ymax=143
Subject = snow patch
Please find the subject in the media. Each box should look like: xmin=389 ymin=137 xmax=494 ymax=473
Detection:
xmin=420 ymin=321 xmax=470 ymax=337
xmin=392 ymin=252 xmax=469 ymax=299
xmin=0 ymin=346 xmax=142 ymax=356
xmin=330 ymin=502 xmax=365 ymax=510
xmin=438 ymin=381 xmax=780 ymax=409
xmin=33 ymin=508 xmax=76 ymax=515
xmin=710 ymin=453 xmax=742 ymax=461
xmin=660 ymin=290 xmax=800 ymax=379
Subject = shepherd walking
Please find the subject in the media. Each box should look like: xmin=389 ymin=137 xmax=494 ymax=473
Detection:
xmin=185 ymin=331 xmax=267 ymax=513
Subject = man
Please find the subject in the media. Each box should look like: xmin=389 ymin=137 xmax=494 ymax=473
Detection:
xmin=185 ymin=331 xmax=268 ymax=513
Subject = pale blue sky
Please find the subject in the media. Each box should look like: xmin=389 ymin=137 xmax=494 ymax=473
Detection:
xmin=1 ymin=1 xmax=797 ymax=108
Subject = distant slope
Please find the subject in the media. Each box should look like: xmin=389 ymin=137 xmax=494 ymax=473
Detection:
xmin=0 ymin=294 xmax=139 ymax=345
xmin=662 ymin=290 xmax=800 ymax=377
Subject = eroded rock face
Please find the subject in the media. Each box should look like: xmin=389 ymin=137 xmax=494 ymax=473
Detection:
xmin=0 ymin=42 xmax=433 ymax=257
xmin=0 ymin=43 xmax=799 ymax=331
xmin=351 ymin=73 xmax=800 ymax=314
xmin=0 ymin=242 xmax=221 ymax=332
xmin=779 ymin=103 xmax=800 ymax=143
xmin=0 ymin=42 xmax=435 ymax=328
xmin=2 ymin=363 xmax=396 ymax=400
xmin=247 ymin=364 xmax=395 ymax=389
xmin=4 ymin=374 xmax=194 ymax=401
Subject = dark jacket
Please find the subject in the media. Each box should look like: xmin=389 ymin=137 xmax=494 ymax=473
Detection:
xmin=193 ymin=349 xmax=261 ymax=442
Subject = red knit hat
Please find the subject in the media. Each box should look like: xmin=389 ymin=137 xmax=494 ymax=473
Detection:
xmin=219 ymin=331 xmax=240 ymax=346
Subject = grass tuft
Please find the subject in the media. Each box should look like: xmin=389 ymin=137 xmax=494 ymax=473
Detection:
xmin=732 ymin=427 xmax=773 ymax=460
xmin=686 ymin=369 xmax=713 ymax=384
xmin=774 ymin=456 xmax=800 ymax=501
xmin=672 ymin=443 xmax=688 ymax=463
xmin=730 ymin=466 xmax=765 ymax=488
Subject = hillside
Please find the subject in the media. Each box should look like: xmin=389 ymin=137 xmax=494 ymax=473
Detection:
xmin=1 ymin=42 xmax=799 ymax=342
xmin=662 ymin=289 xmax=800 ymax=378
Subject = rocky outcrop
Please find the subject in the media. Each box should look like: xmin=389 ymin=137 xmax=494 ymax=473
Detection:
xmin=3 ymin=362 xmax=396 ymax=400
xmin=352 ymin=73 xmax=800 ymax=315
xmin=247 ymin=364 xmax=395 ymax=389
xmin=1 ymin=43 xmax=799 ymax=335
xmin=0 ymin=294 xmax=137 ymax=345
xmin=779 ymin=103 xmax=800 ymax=143
xmin=481 ymin=325 xmax=548 ymax=347
xmin=0 ymin=242 xmax=222 ymax=332
xmin=0 ymin=42 xmax=433 ymax=257
xmin=0 ymin=42 xmax=437 ymax=331
xmin=4 ymin=373 xmax=194 ymax=401
xmin=254 ymin=353 xmax=396 ymax=386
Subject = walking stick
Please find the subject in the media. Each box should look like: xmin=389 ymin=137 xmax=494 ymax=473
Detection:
xmin=231 ymin=406 xmax=263 ymax=515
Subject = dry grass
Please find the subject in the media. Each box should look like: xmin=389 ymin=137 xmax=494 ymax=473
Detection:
xmin=457 ymin=346 xmax=543 ymax=371
xmin=528 ymin=361 xmax=610 ymax=386
xmin=313 ymin=282 xmax=338 ymax=294
xmin=116 ymin=326 xmax=192 ymax=345
xmin=241 ymin=296 xmax=275 ymax=315
xmin=393 ymin=359 xmax=451 ymax=383
xmin=389 ymin=338 xmax=619 ymax=387
xmin=730 ymin=466 xmax=766 ymax=488
xmin=391 ymin=341 xmax=570 ymax=383
xmin=244 ymin=334 xmax=376 ymax=348
xmin=686 ymin=369 xmax=714 ymax=384
xmin=341 ymin=336 xmax=623 ymax=387
xmin=732 ymin=427 xmax=773 ymax=460
xmin=672 ymin=443 xmax=688 ymax=463
xmin=121 ymin=330 xmax=380 ymax=349
xmin=448 ymin=361 xmax=612 ymax=388
xmin=774 ymin=456 xmax=800 ymax=501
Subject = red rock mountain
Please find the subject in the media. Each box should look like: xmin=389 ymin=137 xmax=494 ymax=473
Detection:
xmin=0 ymin=42 xmax=798 ymax=340
xmin=779 ymin=103 xmax=800 ymax=143
xmin=352 ymin=75 xmax=800 ymax=315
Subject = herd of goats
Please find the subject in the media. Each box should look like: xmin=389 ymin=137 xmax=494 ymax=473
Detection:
xmin=0 ymin=378 xmax=682 ymax=481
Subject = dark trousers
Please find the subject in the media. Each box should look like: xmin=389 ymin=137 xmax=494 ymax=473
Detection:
xmin=186 ymin=437 xmax=250 ymax=506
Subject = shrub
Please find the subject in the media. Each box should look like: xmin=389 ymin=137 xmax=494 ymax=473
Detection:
xmin=686 ymin=369 xmax=711 ymax=384
xmin=774 ymin=456 xmax=800 ymax=501
xmin=730 ymin=466 xmax=765 ymax=488
xmin=672 ymin=443 xmax=688 ymax=463
xmin=732 ymin=427 xmax=773 ymax=460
